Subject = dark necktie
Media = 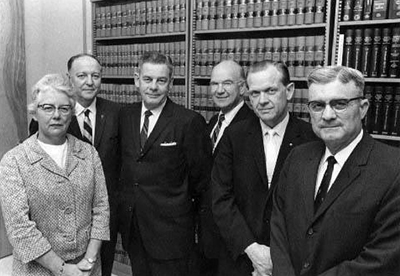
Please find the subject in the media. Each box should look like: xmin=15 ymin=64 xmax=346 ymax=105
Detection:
xmin=83 ymin=109 xmax=93 ymax=144
xmin=140 ymin=110 xmax=152 ymax=149
xmin=314 ymin=156 xmax=337 ymax=212
xmin=211 ymin=113 xmax=225 ymax=148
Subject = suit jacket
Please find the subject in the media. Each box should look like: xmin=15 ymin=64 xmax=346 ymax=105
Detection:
xmin=271 ymin=133 xmax=400 ymax=276
xmin=212 ymin=114 xmax=317 ymax=274
xmin=118 ymin=98 xmax=212 ymax=260
xmin=199 ymin=102 xmax=256 ymax=258
xmin=0 ymin=134 xmax=109 ymax=276
xmin=29 ymin=97 xmax=121 ymax=200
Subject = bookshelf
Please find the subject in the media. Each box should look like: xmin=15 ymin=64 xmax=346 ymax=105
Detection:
xmin=189 ymin=0 xmax=334 ymax=122
xmin=332 ymin=0 xmax=400 ymax=141
xmin=91 ymin=0 xmax=191 ymax=107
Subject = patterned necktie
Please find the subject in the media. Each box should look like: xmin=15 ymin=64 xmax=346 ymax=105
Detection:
xmin=211 ymin=113 xmax=225 ymax=148
xmin=266 ymin=129 xmax=278 ymax=186
xmin=314 ymin=156 xmax=337 ymax=212
xmin=83 ymin=109 xmax=93 ymax=144
xmin=140 ymin=110 xmax=152 ymax=150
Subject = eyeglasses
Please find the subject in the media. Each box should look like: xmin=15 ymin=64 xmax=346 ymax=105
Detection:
xmin=308 ymin=97 xmax=364 ymax=113
xmin=37 ymin=104 xmax=72 ymax=115
xmin=210 ymin=80 xmax=242 ymax=90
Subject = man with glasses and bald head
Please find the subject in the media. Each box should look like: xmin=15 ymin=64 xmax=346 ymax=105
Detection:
xmin=271 ymin=66 xmax=400 ymax=276
xmin=211 ymin=61 xmax=316 ymax=276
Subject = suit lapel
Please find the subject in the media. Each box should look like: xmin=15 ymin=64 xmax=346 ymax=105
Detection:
xmin=313 ymin=133 xmax=373 ymax=220
xmin=302 ymin=142 xmax=325 ymax=222
xmin=94 ymin=98 xmax=106 ymax=148
xmin=131 ymin=103 xmax=142 ymax=156
xmin=249 ymin=117 xmax=269 ymax=187
xmin=65 ymin=135 xmax=80 ymax=177
xmin=141 ymin=99 xmax=174 ymax=156
xmin=68 ymin=115 xmax=82 ymax=139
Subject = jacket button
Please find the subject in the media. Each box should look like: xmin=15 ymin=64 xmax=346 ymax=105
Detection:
xmin=134 ymin=182 xmax=139 ymax=186
xmin=303 ymin=262 xmax=310 ymax=269
xmin=307 ymin=228 xmax=314 ymax=235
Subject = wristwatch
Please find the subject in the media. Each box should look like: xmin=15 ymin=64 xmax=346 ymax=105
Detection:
xmin=85 ymin=257 xmax=97 ymax=264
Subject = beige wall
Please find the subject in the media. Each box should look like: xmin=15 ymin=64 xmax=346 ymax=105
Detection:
xmin=24 ymin=0 xmax=92 ymax=109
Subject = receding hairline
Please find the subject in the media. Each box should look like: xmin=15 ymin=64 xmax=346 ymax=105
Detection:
xmin=212 ymin=60 xmax=245 ymax=81
xmin=67 ymin=54 xmax=101 ymax=72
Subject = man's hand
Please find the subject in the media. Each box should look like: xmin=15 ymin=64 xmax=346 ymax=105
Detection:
xmin=63 ymin=263 xmax=88 ymax=276
xmin=245 ymin=242 xmax=273 ymax=276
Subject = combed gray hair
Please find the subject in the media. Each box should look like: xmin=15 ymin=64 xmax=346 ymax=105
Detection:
xmin=307 ymin=66 xmax=365 ymax=96
xmin=28 ymin=74 xmax=75 ymax=115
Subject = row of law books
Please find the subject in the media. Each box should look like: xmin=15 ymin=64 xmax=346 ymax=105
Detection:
xmin=195 ymin=0 xmax=326 ymax=30
xmin=341 ymin=0 xmax=400 ymax=21
xmin=94 ymin=0 xmax=186 ymax=38
xmin=194 ymin=35 xmax=325 ymax=78
xmin=98 ymin=83 xmax=186 ymax=106
xmin=364 ymin=84 xmax=400 ymax=136
xmin=341 ymin=27 xmax=400 ymax=78
xmin=192 ymin=84 xmax=310 ymax=122
xmin=96 ymin=42 xmax=186 ymax=77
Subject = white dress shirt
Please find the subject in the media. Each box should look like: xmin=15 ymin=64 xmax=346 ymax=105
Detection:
xmin=315 ymin=129 xmax=364 ymax=197
xmin=260 ymin=112 xmax=289 ymax=187
xmin=210 ymin=101 xmax=245 ymax=151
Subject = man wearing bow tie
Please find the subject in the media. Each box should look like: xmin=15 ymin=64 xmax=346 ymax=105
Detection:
xmin=212 ymin=61 xmax=317 ymax=276
xmin=118 ymin=51 xmax=212 ymax=276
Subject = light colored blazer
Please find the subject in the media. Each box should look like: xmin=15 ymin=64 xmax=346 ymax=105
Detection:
xmin=0 ymin=134 xmax=109 ymax=276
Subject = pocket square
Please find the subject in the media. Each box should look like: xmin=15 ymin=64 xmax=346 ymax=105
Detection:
xmin=160 ymin=142 xmax=177 ymax=146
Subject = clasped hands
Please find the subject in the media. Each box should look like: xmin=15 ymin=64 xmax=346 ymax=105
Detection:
xmin=245 ymin=242 xmax=273 ymax=276
xmin=61 ymin=258 xmax=94 ymax=276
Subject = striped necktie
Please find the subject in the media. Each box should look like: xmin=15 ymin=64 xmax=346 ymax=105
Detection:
xmin=140 ymin=110 xmax=152 ymax=150
xmin=211 ymin=113 xmax=225 ymax=148
xmin=83 ymin=109 xmax=93 ymax=144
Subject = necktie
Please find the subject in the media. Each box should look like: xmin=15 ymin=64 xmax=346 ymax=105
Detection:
xmin=266 ymin=129 xmax=279 ymax=186
xmin=314 ymin=156 xmax=337 ymax=212
xmin=211 ymin=113 xmax=225 ymax=148
xmin=140 ymin=110 xmax=152 ymax=149
xmin=83 ymin=109 xmax=93 ymax=144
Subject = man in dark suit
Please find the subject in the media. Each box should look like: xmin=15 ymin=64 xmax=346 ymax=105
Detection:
xmin=29 ymin=53 xmax=120 ymax=276
xmin=212 ymin=61 xmax=317 ymax=276
xmin=198 ymin=60 xmax=255 ymax=275
xmin=118 ymin=51 xmax=212 ymax=276
xmin=271 ymin=66 xmax=400 ymax=276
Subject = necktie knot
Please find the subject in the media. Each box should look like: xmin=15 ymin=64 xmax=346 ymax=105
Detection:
xmin=218 ymin=113 xmax=225 ymax=124
xmin=84 ymin=109 xmax=90 ymax=117
xmin=144 ymin=110 xmax=152 ymax=118
xmin=140 ymin=110 xmax=152 ymax=150
xmin=211 ymin=113 xmax=225 ymax=150
xmin=83 ymin=109 xmax=92 ymax=144
xmin=326 ymin=156 xmax=336 ymax=167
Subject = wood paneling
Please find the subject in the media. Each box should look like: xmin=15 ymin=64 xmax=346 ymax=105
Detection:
xmin=0 ymin=0 xmax=26 ymax=258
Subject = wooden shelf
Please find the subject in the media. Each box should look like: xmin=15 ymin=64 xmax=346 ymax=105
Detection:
xmin=193 ymin=76 xmax=308 ymax=82
xmin=94 ymin=32 xmax=185 ymax=41
xmin=364 ymin=78 xmax=400 ymax=83
xmin=338 ymin=19 xmax=400 ymax=27
xmin=102 ymin=76 xmax=186 ymax=80
xmin=194 ymin=23 xmax=327 ymax=35
xmin=371 ymin=134 xmax=400 ymax=141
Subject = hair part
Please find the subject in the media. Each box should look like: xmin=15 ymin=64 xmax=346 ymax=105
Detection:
xmin=307 ymin=66 xmax=365 ymax=95
xmin=67 ymin=53 xmax=102 ymax=72
xmin=138 ymin=51 xmax=174 ymax=78
xmin=247 ymin=60 xmax=291 ymax=86
xmin=28 ymin=74 xmax=75 ymax=115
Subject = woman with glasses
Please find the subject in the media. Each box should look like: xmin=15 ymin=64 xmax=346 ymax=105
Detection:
xmin=0 ymin=74 xmax=109 ymax=276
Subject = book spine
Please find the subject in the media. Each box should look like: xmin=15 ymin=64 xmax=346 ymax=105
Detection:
xmin=363 ymin=85 xmax=373 ymax=132
xmin=295 ymin=36 xmax=306 ymax=77
xmin=342 ymin=29 xmax=354 ymax=68
xmin=249 ymin=38 xmax=258 ymax=65
xmin=281 ymin=37 xmax=289 ymax=66
xmin=361 ymin=28 xmax=373 ymax=76
xmin=389 ymin=27 xmax=400 ymax=77
xmin=372 ymin=0 xmax=388 ymax=19
xmin=287 ymin=0 xmax=296 ymax=25
xmin=305 ymin=36 xmax=315 ymax=76
xmin=389 ymin=0 xmax=400 ymax=18
xmin=353 ymin=28 xmax=363 ymax=71
xmin=314 ymin=35 xmax=324 ymax=67
xmin=278 ymin=0 xmax=288 ymax=26
xmin=287 ymin=36 xmax=296 ymax=76
xmin=381 ymin=86 xmax=394 ymax=135
xmin=225 ymin=0 xmax=233 ymax=29
xmin=304 ymin=0 xmax=315 ymax=24
xmin=372 ymin=86 xmax=384 ymax=134
xmin=370 ymin=28 xmax=382 ymax=77
xmin=214 ymin=39 xmax=222 ymax=66
xmin=256 ymin=38 xmax=265 ymax=62
xmin=314 ymin=0 xmax=325 ymax=23
xmin=262 ymin=0 xmax=271 ymax=27
xmin=353 ymin=0 xmax=364 ymax=21
xmin=363 ymin=0 xmax=373 ymax=20
xmin=216 ymin=1 xmax=224 ymax=29
xmin=390 ymin=87 xmax=400 ymax=136
xmin=242 ymin=39 xmax=250 ymax=72
xmin=231 ymin=0 xmax=239 ymax=29
xmin=209 ymin=0 xmax=217 ymax=30
xmin=264 ymin=38 xmax=273 ymax=61
xmin=180 ymin=0 xmax=186 ymax=31
xmin=272 ymin=37 xmax=281 ymax=63
xmin=342 ymin=0 xmax=353 ymax=21
xmin=247 ymin=0 xmax=255 ymax=28
xmin=296 ymin=0 xmax=305 ymax=25
xmin=201 ymin=0 xmax=209 ymax=30
xmin=238 ymin=0 xmax=247 ymax=28
xmin=380 ymin=28 xmax=392 ymax=77
xmin=254 ymin=0 xmax=263 ymax=27
xmin=271 ymin=0 xmax=279 ymax=26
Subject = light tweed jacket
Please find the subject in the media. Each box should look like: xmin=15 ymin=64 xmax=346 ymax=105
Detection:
xmin=0 ymin=134 xmax=110 ymax=276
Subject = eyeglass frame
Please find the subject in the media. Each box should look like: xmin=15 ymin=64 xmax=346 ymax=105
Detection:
xmin=37 ymin=104 xmax=73 ymax=115
xmin=307 ymin=97 xmax=365 ymax=114
xmin=209 ymin=80 xmax=244 ymax=90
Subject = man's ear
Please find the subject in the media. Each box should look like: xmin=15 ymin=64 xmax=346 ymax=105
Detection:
xmin=134 ymin=72 xmax=140 ymax=88
xmin=286 ymin=82 xmax=295 ymax=101
xmin=360 ymin=98 xmax=370 ymax=120
xmin=239 ymin=81 xmax=247 ymax=96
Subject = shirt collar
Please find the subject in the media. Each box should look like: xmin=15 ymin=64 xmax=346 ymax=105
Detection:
xmin=322 ymin=129 xmax=364 ymax=167
xmin=75 ymin=97 xmax=97 ymax=116
xmin=141 ymin=99 xmax=167 ymax=118
xmin=260 ymin=112 xmax=290 ymax=137
xmin=219 ymin=101 xmax=244 ymax=125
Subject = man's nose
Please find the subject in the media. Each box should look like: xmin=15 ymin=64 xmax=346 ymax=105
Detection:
xmin=322 ymin=104 xmax=337 ymax=120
